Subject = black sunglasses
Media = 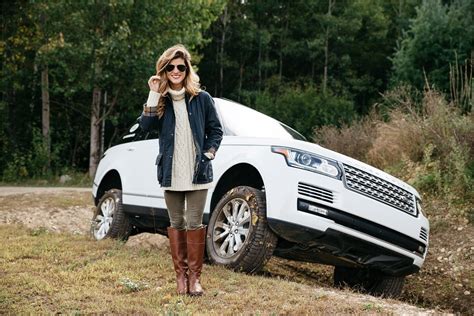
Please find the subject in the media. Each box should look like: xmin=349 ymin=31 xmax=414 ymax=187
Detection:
xmin=165 ymin=64 xmax=187 ymax=72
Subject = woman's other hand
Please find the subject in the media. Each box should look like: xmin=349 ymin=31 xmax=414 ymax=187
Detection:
xmin=148 ymin=75 xmax=161 ymax=92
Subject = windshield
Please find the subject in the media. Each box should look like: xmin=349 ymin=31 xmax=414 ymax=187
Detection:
xmin=216 ymin=99 xmax=306 ymax=141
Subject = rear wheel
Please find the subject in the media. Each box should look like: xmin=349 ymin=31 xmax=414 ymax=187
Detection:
xmin=206 ymin=186 xmax=277 ymax=273
xmin=334 ymin=266 xmax=405 ymax=298
xmin=91 ymin=189 xmax=132 ymax=241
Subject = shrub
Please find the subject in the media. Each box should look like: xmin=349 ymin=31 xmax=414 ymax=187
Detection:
xmin=313 ymin=87 xmax=474 ymax=203
xmin=313 ymin=110 xmax=379 ymax=162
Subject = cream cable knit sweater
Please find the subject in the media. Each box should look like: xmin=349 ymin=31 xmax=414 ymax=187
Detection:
xmin=146 ymin=89 xmax=212 ymax=191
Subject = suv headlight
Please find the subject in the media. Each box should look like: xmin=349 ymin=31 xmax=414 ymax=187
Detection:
xmin=271 ymin=146 xmax=342 ymax=179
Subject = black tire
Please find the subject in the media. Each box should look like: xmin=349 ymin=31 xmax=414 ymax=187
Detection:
xmin=91 ymin=189 xmax=132 ymax=241
xmin=334 ymin=266 xmax=405 ymax=298
xmin=206 ymin=186 xmax=277 ymax=273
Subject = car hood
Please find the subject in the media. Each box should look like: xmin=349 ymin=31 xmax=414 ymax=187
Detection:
xmin=222 ymin=136 xmax=420 ymax=197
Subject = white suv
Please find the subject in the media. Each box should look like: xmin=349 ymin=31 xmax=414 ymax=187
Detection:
xmin=91 ymin=98 xmax=429 ymax=297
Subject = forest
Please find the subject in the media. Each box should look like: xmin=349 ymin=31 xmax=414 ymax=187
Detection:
xmin=0 ymin=0 xmax=472 ymax=181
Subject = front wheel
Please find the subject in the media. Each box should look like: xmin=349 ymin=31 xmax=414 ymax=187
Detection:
xmin=334 ymin=266 xmax=405 ymax=298
xmin=91 ymin=189 xmax=132 ymax=241
xmin=206 ymin=186 xmax=277 ymax=273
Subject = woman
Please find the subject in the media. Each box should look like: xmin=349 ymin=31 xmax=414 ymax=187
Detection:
xmin=139 ymin=44 xmax=223 ymax=296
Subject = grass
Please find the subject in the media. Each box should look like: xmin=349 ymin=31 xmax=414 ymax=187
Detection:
xmin=0 ymin=224 xmax=418 ymax=315
xmin=0 ymin=189 xmax=472 ymax=314
xmin=0 ymin=170 xmax=92 ymax=187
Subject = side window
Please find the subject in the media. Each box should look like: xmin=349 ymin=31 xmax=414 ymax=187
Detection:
xmin=119 ymin=122 xmax=160 ymax=144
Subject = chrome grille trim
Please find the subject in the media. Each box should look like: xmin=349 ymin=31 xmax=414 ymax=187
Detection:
xmin=343 ymin=164 xmax=416 ymax=216
xmin=298 ymin=182 xmax=334 ymax=204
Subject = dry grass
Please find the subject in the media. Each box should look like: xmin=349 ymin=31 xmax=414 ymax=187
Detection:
xmin=314 ymin=88 xmax=474 ymax=200
xmin=313 ymin=111 xmax=379 ymax=162
xmin=0 ymin=188 xmax=471 ymax=313
xmin=0 ymin=224 xmax=434 ymax=315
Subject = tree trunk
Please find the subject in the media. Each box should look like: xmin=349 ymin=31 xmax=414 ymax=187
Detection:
xmin=215 ymin=41 xmax=219 ymax=96
xmin=323 ymin=0 xmax=334 ymax=95
xmin=41 ymin=66 xmax=51 ymax=172
xmin=258 ymin=32 xmax=262 ymax=91
xmin=89 ymin=86 xmax=101 ymax=178
xmin=219 ymin=6 xmax=228 ymax=97
xmin=238 ymin=62 xmax=244 ymax=102
xmin=100 ymin=90 xmax=107 ymax=157
xmin=279 ymin=18 xmax=289 ymax=81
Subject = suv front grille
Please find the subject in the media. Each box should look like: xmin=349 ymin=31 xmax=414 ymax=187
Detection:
xmin=343 ymin=164 xmax=416 ymax=216
xmin=298 ymin=182 xmax=333 ymax=204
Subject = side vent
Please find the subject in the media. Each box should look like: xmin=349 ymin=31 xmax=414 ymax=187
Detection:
xmin=298 ymin=182 xmax=334 ymax=204
xmin=419 ymin=227 xmax=428 ymax=242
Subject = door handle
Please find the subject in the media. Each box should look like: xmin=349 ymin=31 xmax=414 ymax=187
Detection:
xmin=127 ymin=147 xmax=135 ymax=151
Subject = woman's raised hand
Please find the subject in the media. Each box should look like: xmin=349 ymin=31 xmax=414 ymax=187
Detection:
xmin=148 ymin=75 xmax=161 ymax=92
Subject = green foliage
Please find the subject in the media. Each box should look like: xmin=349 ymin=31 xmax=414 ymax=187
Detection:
xmin=2 ymin=128 xmax=51 ymax=181
xmin=199 ymin=0 xmax=413 ymax=113
xmin=250 ymin=81 xmax=355 ymax=138
xmin=391 ymin=0 xmax=474 ymax=96
xmin=0 ymin=0 xmax=224 ymax=179
xmin=1 ymin=0 xmax=471 ymax=182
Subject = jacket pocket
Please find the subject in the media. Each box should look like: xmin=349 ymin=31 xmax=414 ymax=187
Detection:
xmin=197 ymin=153 xmax=213 ymax=183
xmin=155 ymin=153 xmax=163 ymax=183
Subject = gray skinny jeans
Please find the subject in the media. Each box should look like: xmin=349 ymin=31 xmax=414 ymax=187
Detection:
xmin=164 ymin=189 xmax=208 ymax=230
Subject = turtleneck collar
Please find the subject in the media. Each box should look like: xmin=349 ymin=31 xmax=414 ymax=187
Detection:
xmin=168 ymin=87 xmax=185 ymax=101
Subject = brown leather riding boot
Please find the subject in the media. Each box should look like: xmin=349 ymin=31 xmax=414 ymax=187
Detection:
xmin=167 ymin=227 xmax=188 ymax=295
xmin=187 ymin=226 xmax=206 ymax=296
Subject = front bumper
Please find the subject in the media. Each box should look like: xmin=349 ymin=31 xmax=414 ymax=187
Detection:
xmin=269 ymin=217 xmax=420 ymax=277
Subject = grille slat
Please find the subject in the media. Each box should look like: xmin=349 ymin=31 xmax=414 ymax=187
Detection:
xmin=343 ymin=164 xmax=416 ymax=216
xmin=298 ymin=183 xmax=334 ymax=204
xmin=298 ymin=186 xmax=333 ymax=199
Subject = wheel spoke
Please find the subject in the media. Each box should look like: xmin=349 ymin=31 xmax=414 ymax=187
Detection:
xmin=223 ymin=206 xmax=233 ymax=223
xmin=228 ymin=234 xmax=235 ymax=255
xmin=233 ymin=233 xmax=242 ymax=251
xmin=219 ymin=236 xmax=230 ymax=255
xmin=103 ymin=220 xmax=110 ymax=233
xmin=237 ymin=227 xmax=248 ymax=237
xmin=107 ymin=200 xmax=115 ymax=216
xmin=96 ymin=222 xmax=107 ymax=239
xmin=240 ymin=211 xmax=250 ymax=225
xmin=101 ymin=200 xmax=110 ymax=217
xmin=213 ymin=228 xmax=230 ymax=241
xmin=237 ymin=203 xmax=247 ymax=221
xmin=215 ymin=221 xmax=230 ymax=230
xmin=232 ymin=201 xmax=240 ymax=221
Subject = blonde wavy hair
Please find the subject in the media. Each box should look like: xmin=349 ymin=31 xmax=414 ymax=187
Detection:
xmin=155 ymin=44 xmax=201 ymax=117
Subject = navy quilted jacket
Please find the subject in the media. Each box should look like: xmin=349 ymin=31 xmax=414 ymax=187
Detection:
xmin=139 ymin=91 xmax=223 ymax=187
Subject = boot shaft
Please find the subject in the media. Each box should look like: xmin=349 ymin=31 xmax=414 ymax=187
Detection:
xmin=186 ymin=226 xmax=206 ymax=274
xmin=167 ymin=227 xmax=188 ymax=274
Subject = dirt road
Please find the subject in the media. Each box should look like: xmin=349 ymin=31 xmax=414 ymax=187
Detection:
xmin=0 ymin=186 xmax=168 ymax=249
xmin=0 ymin=186 xmax=93 ymax=235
